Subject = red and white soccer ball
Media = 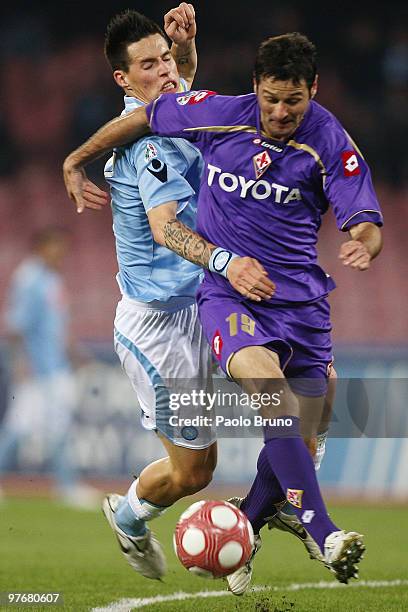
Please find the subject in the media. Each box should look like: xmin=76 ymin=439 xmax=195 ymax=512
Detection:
xmin=174 ymin=500 xmax=254 ymax=578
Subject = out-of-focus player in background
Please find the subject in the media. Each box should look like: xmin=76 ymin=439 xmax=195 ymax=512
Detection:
xmin=0 ymin=227 xmax=99 ymax=509
xmin=63 ymin=32 xmax=383 ymax=592
xmin=96 ymin=5 xmax=211 ymax=582
xmin=71 ymin=5 xmax=271 ymax=582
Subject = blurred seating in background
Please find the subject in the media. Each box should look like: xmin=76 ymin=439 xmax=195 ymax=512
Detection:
xmin=0 ymin=1 xmax=406 ymax=344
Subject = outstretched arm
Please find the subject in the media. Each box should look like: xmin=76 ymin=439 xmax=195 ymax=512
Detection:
xmin=63 ymin=106 xmax=150 ymax=212
xmin=165 ymin=3 xmax=197 ymax=88
xmin=339 ymin=222 xmax=382 ymax=270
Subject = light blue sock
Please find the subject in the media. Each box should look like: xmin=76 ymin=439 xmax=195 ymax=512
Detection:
xmin=115 ymin=479 xmax=168 ymax=537
xmin=115 ymin=498 xmax=147 ymax=537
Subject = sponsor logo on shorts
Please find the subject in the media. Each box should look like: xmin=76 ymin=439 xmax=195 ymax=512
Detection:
xmin=342 ymin=151 xmax=360 ymax=176
xmin=181 ymin=426 xmax=199 ymax=441
xmin=253 ymin=138 xmax=284 ymax=153
xmin=253 ymin=150 xmax=272 ymax=179
xmin=144 ymin=142 xmax=158 ymax=162
xmin=212 ymin=330 xmax=223 ymax=360
xmin=176 ymin=90 xmax=216 ymax=106
xmin=287 ymin=488 xmax=303 ymax=509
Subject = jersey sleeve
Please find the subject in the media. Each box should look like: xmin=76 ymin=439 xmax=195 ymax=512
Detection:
xmin=4 ymin=275 xmax=39 ymax=334
xmin=129 ymin=137 xmax=195 ymax=212
xmin=320 ymin=124 xmax=383 ymax=231
xmin=179 ymin=78 xmax=189 ymax=92
xmin=146 ymin=91 xmax=244 ymax=145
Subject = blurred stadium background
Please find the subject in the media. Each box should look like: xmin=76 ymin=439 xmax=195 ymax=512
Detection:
xmin=0 ymin=0 xmax=407 ymax=500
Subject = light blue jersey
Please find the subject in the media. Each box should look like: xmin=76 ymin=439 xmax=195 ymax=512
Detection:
xmin=4 ymin=257 xmax=70 ymax=376
xmin=104 ymin=82 xmax=204 ymax=302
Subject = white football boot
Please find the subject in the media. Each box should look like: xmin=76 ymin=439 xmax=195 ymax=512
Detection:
xmin=225 ymin=497 xmax=262 ymax=596
xmin=102 ymin=493 xmax=166 ymax=580
xmin=323 ymin=530 xmax=365 ymax=584
xmin=268 ymin=509 xmax=364 ymax=582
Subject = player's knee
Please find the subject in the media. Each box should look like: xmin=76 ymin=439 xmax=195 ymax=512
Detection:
xmin=258 ymin=378 xmax=300 ymax=419
xmin=186 ymin=466 xmax=213 ymax=493
xmin=174 ymin=466 xmax=214 ymax=496
xmin=194 ymin=467 xmax=213 ymax=491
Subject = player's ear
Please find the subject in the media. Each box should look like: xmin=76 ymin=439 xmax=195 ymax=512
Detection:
xmin=113 ymin=70 xmax=129 ymax=89
xmin=253 ymin=75 xmax=258 ymax=94
xmin=310 ymin=75 xmax=318 ymax=99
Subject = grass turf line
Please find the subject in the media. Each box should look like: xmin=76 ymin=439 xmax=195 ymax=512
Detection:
xmin=0 ymin=498 xmax=407 ymax=611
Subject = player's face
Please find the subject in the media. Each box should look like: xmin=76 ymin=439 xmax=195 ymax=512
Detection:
xmin=255 ymin=77 xmax=314 ymax=141
xmin=114 ymin=34 xmax=180 ymax=104
xmin=40 ymin=238 xmax=68 ymax=270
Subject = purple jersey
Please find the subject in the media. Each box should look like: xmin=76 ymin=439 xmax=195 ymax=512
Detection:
xmin=146 ymin=92 xmax=383 ymax=303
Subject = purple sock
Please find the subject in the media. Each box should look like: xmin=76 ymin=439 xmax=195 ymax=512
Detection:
xmin=240 ymin=445 xmax=285 ymax=534
xmin=263 ymin=416 xmax=338 ymax=552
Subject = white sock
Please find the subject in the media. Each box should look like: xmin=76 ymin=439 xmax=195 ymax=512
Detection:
xmin=314 ymin=430 xmax=328 ymax=471
xmin=127 ymin=479 xmax=167 ymax=521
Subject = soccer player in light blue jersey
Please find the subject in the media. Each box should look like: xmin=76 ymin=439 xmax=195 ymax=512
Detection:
xmin=99 ymin=6 xmax=209 ymax=582
xmin=0 ymin=228 xmax=98 ymax=508
xmin=66 ymin=6 xmax=270 ymax=581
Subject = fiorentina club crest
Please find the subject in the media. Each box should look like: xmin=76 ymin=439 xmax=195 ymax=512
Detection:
xmin=212 ymin=330 xmax=223 ymax=360
xmin=253 ymin=150 xmax=272 ymax=179
xmin=287 ymin=488 xmax=304 ymax=509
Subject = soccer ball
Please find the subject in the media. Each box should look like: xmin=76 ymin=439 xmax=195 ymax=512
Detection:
xmin=173 ymin=500 xmax=254 ymax=578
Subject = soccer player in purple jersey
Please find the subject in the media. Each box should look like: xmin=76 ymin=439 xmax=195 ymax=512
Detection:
xmin=64 ymin=33 xmax=382 ymax=592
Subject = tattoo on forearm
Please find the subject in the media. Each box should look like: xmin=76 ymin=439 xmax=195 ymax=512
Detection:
xmin=163 ymin=219 xmax=214 ymax=268
xmin=177 ymin=55 xmax=190 ymax=66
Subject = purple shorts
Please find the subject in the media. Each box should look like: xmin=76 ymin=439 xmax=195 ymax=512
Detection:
xmin=197 ymin=281 xmax=333 ymax=397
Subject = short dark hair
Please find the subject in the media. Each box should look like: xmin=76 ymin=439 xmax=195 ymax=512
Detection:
xmin=104 ymin=9 xmax=167 ymax=72
xmin=254 ymin=33 xmax=317 ymax=89
xmin=31 ymin=226 xmax=68 ymax=250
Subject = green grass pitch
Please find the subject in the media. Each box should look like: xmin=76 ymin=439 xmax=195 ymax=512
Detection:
xmin=1 ymin=496 xmax=408 ymax=611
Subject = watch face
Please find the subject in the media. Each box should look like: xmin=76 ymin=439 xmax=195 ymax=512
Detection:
xmin=213 ymin=250 xmax=231 ymax=272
